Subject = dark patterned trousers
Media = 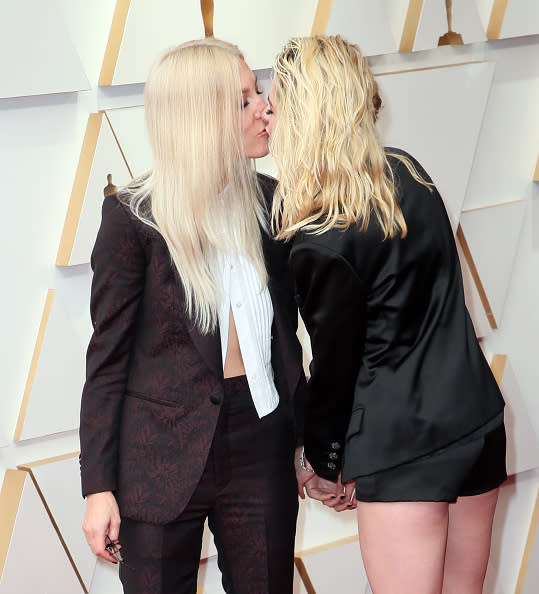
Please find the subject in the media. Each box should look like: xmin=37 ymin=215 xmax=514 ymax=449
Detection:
xmin=119 ymin=375 xmax=299 ymax=594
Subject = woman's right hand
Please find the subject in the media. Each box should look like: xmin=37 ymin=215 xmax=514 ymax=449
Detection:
xmin=82 ymin=491 xmax=121 ymax=563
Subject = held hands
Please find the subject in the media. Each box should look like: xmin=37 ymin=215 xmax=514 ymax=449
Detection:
xmin=82 ymin=491 xmax=121 ymax=564
xmin=294 ymin=447 xmax=357 ymax=511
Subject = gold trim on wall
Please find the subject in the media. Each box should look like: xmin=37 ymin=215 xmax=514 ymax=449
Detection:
xmin=311 ymin=0 xmax=333 ymax=35
xmin=399 ymin=0 xmax=425 ymax=52
xmin=0 ymin=470 xmax=26 ymax=580
xmin=534 ymin=156 xmax=539 ymax=181
xmin=56 ymin=113 xmax=103 ymax=266
xmin=486 ymin=0 xmax=508 ymax=40
xmin=456 ymin=224 xmax=497 ymax=330
xmin=14 ymin=290 xmax=56 ymax=441
xmin=99 ymin=0 xmax=132 ymax=86
xmin=515 ymin=489 xmax=539 ymax=593
xmin=489 ymin=354 xmax=507 ymax=388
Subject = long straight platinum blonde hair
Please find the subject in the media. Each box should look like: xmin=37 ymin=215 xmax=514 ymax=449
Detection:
xmin=271 ymin=35 xmax=427 ymax=241
xmin=127 ymin=38 xmax=268 ymax=334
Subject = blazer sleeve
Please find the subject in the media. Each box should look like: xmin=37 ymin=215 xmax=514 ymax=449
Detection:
xmin=79 ymin=196 xmax=146 ymax=497
xmin=290 ymin=241 xmax=367 ymax=480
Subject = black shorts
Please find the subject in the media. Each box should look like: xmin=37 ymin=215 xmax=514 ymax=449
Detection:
xmin=354 ymin=413 xmax=507 ymax=502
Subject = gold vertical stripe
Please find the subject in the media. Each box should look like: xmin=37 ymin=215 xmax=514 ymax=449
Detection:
xmin=201 ymin=0 xmax=214 ymax=37
xmin=534 ymin=156 xmax=539 ymax=181
xmin=489 ymin=354 xmax=507 ymax=388
xmin=399 ymin=0 xmax=424 ymax=52
xmin=98 ymin=0 xmax=132 ymax=86
xmin=0 ymin=470 xmax=27 ymax=579
xmin=294 ymin=557 xmax=317 ymax=594
xmin=456 ymin=224 xmax=498 ymax=330
xmin=56 ymin=113 xmax=103 ymax=266
xmin=515 ymin=490 xmax=539 ymax=594
xmin=104 ymin=111 xmax=133 ymax=178
xmin=14 ymin=290 xmax=56 ymax=441
xmin=486 ymin=0 xmax=508 ymax=40
xmin=311 ymin=0 xmax=333 ymax=35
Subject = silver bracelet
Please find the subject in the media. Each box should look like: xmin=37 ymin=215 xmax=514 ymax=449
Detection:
xmin=299 ymin=448 xmax=315 ymax=472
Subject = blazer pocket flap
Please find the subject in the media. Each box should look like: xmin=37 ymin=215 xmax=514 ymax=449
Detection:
xmin=346 ymin=406 xmax=364 ymax=439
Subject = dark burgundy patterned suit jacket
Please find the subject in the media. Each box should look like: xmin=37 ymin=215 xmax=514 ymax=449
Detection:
xmin=79 ymin=174 xmax=306 ymax=524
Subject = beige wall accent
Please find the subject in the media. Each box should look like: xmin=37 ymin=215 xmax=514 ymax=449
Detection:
xmin=515 ymin=490 xmax=539 ymax=593
xmin=0 ymin=470 xmax=26 ymax=580
xmin=399 ymin=0 xmax=425 ymax=52
xmin=98 ymin=0 xmax=132 ymax=86
xmin=489 ymin=354 xmax=507 ymax=387
xmin=311 ymin=0 xmax=333 ymax=35
xmin=456 ymin=224 xmax=497 ymax=330
xmin=487 ymin=0 xmax=509 ymax=40
xmin=534 ymin=156 xmax=539 ymax=181
xmin=56 ymin=113 xmax=103 ymax=266
xmin=13 ymin=290 xmax=55 ymax=441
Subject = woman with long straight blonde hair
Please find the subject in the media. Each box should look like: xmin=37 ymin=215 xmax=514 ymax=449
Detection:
xmin=265 ymin=35 xmax=506 ymax=594
xmin=80 ymin=37 xmax=307 ymax=594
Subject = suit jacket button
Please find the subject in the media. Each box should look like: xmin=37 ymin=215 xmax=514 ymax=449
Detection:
xmin=209 ymin=393 xmax=222 ymax=405
xmin=331 ymin=442 xmax=341 ymax=450
xmin=329 ymin=452 xmax=338 ymax=460
xmin=327 ymin=462 xmax=337 ymax=471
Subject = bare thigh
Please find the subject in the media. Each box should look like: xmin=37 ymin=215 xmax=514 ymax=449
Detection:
xmin=357 ymin=501 xmax=449 ymax=594
xmin=442 ymin=488 xmax=499 ymax=594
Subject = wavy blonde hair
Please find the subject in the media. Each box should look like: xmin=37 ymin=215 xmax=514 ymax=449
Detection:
xmin=271 ymin=35 xmax=427 ymax=241
xmin=126 ymin=38 xmax=267 ymax=334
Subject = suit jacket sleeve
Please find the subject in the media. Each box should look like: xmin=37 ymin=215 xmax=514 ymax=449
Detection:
xmin=290 ymin=240 xmax=367 ymax=480
xmin=79 ymin=196 xmax=145 ymax=496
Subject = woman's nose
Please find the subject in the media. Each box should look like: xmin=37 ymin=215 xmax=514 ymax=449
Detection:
xmin=254 ymin=96 xmax=268 ymax=119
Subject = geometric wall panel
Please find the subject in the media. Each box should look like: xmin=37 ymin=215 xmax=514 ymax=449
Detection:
xmin=478 ymin=0 xmax=539 ymax=40
xmin=494 ymin=356 xmax=539 ymax=476
xmin=101 ymin=0 xmax=205 ymax=86
xmin=0 ymin=1 xmax=89 ymax=99
xmin=17 ymin=454 xmax=96 ymax=593
xmin=56 ymin=112 xmax=132 ymax=266
xmin=456 ymin=229 xmax=493 ymax=338
xmin=105 ymin=107 xmax=151 ymax=178
xmin=377 ymin=62 xmax=495 ymax=232
xmin=0 ymin=470 xmax=84 ymax=593
xmin=460 ymin=200 xmax=526 ymax=329
xmin=325 ymin=0 xmax=397 ymax=57
xmin=213 ymin=0 xmax=319 ymax=69
xmin=516 ymin=489 xmax=539 ymax=594
xmin=14 ymin=290 xmax=86 ymax=442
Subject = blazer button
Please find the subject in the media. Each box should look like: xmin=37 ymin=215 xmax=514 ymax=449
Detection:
xmin=329 ymin=452 xmax=338 ymax=460
xmin=331 ymin=442 xmax=341 ymax=450
xmin=327 ymin=462 xmax=337 ymax=471
xmin=209 ymin=393 xmax=222 ymax=405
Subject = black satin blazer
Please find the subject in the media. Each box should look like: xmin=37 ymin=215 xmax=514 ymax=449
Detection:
xmin=291 ymin=149 xmax=504 ymax=482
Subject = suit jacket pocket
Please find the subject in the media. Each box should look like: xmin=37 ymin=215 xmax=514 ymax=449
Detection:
xmin=346 ymin=406 xmax=364 ymax=440
xmin=125 ymin=390 xmax=184 ymax=410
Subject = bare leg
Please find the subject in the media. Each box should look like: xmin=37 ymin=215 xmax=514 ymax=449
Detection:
xmin=442 ymin=488 xmax=499 ymax=594
xmin=357 ymin=501 xmax=449 ymax=594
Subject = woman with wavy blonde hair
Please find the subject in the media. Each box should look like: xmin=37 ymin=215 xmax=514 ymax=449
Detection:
xmin=80 ymin=37 xmax=307 ymax=594
xmin=265 ymin=35 xmax=506 ymax=594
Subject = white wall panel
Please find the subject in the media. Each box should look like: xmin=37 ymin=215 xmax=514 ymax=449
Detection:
xmin=15 ymin=291 xmax=85 ymax=441
xmin=19 ymin=455 xmax=96 ymax=591
xmin=382 ymin=0 xmax=412 ymax=49
xmin=56 ymin=0 xmax=118 ymax=85
xmin=105 ymin=106 xmax=151 ymax=177
xmin=326 ymin=0 xmax=397 ymax=56
xmin=0 ymin=472 xmax=84 ymax=593
xmin=0 ymin=1 xmax=89 ymax=99
xmin=460 ymin=201 xmax=525 ymax=328
xmin=377 ymin=62 xmax=494 ymax=231
xmin=500 ymin=0 xmax=539 ymax=39
xmin=112 ymin=0 xmax=204 ymax=85
xmin=213 ymin=0 xmax=318 ymax=70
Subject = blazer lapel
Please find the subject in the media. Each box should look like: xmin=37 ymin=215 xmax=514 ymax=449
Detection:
xmin=187 ymin=323 xmax=223 ymax=378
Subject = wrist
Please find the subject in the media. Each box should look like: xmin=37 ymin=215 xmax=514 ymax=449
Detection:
xmin=299 ymin=448 xmax=315 ymax=473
